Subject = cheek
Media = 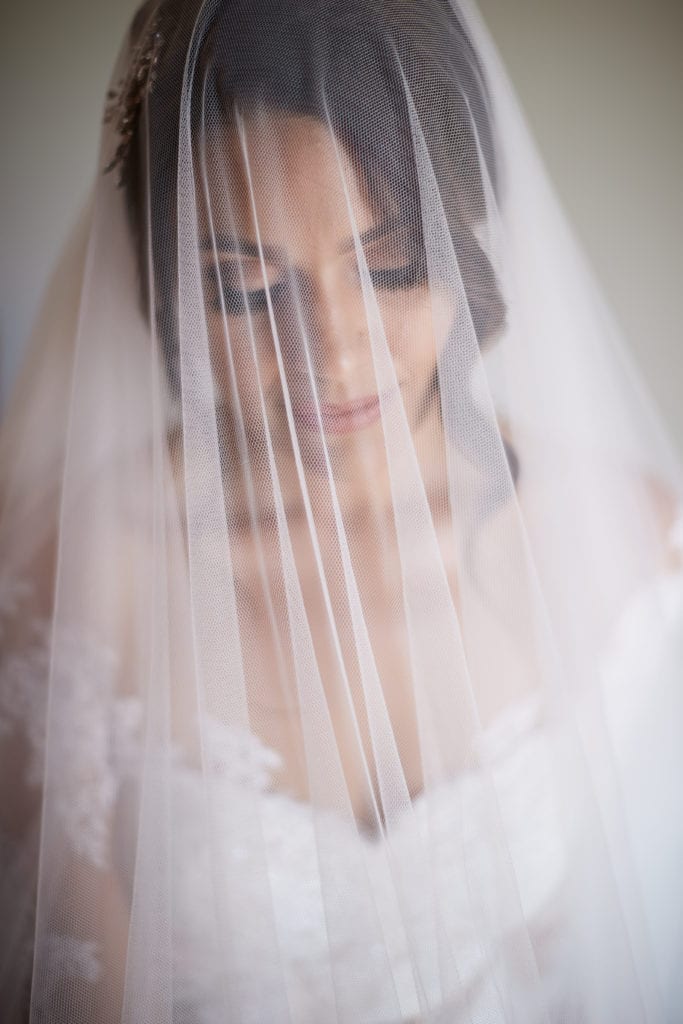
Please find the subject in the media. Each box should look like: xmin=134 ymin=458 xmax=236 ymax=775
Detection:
xmin=431 ymin=292 xmax=457 ymax=356
xmin=208 ymin=315 xmax=279 ymax=408
xmin=383 ymin=290 xmax=455 ymax=374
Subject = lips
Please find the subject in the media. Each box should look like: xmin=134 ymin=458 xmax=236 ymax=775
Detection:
xmin=292 ymin=393 xmax=384 ymax=434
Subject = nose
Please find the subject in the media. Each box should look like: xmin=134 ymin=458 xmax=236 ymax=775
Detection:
xmin=283 ymin=266 xmax=374 ymax=395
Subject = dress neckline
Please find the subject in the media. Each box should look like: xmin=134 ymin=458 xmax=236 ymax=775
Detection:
xmin=251 ymin=690 xmax=547 ymax=843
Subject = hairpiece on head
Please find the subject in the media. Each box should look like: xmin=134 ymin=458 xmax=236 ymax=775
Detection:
xmin=103 ymin=6 xmax=166 ymax=187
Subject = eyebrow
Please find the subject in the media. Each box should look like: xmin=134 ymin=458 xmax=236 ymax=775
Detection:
xmin=200 ymin=218 xmax=401 ymax=262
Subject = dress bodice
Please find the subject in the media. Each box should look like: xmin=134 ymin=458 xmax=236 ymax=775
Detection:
xmin=162 ymin=556 xmax=683 ymax=1022
xmin=1 ymin=548 xmax=682 ymax=1022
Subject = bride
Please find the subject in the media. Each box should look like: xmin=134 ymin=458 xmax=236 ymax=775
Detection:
xmin=1 ymin=0 xmax=681 ymax=1020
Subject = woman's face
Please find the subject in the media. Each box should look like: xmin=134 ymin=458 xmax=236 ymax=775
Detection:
xmin=197 ymin=112 xmax=455 ymax=484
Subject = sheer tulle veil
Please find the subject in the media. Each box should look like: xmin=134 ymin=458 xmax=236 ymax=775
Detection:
xmin=1 ymin=0 xmax=682 ymax=1021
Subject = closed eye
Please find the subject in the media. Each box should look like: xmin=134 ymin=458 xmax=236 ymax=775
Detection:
xmin=218 ymin=281 xmax=289 ymax=315
xmin=205 ymin=260 xmax=288 ymax=315
xmin=368 ymin=260 xmax=427 ymax=291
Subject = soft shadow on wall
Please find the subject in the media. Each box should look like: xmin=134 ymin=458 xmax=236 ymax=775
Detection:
xmin=1 ymin=0 xmax=681 ymax=445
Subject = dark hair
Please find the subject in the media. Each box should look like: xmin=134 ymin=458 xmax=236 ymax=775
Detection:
xmin=117 ymin=0 xmax=516 ymax=481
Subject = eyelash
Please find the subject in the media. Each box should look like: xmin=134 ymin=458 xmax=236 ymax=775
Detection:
xmin=210 ymin=260 xmax=426 ymax=316
xmin=368 ymin=261 xmax=426 ymax=291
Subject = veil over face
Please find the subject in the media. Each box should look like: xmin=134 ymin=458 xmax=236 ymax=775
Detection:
xmin=1 ymin=1 xmax=682 ymax=1022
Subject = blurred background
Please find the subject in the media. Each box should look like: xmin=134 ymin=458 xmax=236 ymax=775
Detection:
xmin=1 ymin=0 xmax=681 ymax=440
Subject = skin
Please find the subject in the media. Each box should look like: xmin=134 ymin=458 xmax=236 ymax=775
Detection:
xmin=190 ymin=112 xmax=464 ymax=821
xmin=174 ymin=112 xmax=683 ymax=823
xmin=197 ymin=112 xmax=456 ymax=504
xmin=2 ymin=106 xmax=681 ymax=1024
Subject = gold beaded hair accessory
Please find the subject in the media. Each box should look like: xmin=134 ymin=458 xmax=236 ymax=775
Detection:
xmin=103 ymin=7 xmax=166 ymax=186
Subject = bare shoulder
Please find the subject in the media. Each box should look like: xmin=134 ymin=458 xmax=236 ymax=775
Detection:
xmin=640 ymin=471 xmax=683 ymax=571
xmin=503 ymin=419 xmax=683 ymax=576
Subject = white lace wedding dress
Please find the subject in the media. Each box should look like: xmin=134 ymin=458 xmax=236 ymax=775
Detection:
xmin=1 ymin=518 xmax=682 ymax=1023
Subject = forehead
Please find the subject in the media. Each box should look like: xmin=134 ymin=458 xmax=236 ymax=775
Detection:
xmin=200 ymin=112 xmax=383 ymax=260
